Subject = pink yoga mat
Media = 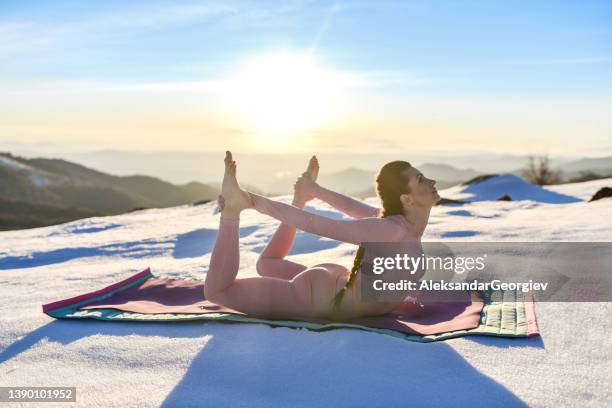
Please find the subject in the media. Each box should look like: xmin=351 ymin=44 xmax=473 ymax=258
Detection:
xmin=59 ymin=269 xmax=485 ymax=336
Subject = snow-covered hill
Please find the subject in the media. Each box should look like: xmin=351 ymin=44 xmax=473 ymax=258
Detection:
xmin=0 ymin=154 xmax=58 ymax=187
xmin=1 ymin=178 xmax=611 ymax=407
xmin=440 ymin=173 xmax=581 ymax=203
xmin=547 ymin=177 xmax=612 ymax=201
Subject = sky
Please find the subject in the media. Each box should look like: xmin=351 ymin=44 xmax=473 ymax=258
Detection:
xmin=1 ymin=0 xmax=611 ymax=156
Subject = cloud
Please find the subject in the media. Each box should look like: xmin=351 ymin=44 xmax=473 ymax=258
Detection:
xmin=97 ymin=3 xmax=238 ymax=30
xmin=0 ymin=21 xmax=72 ymax=58
xmin=1 ymin=64 xmax=433 ymax=101
xmin=2 ymin=80 xmax=227 ymax=96
xmin=0 ymin=1 xmax=310 ymax=59
xmin=309 ymin=2 xmax=348 ymax=53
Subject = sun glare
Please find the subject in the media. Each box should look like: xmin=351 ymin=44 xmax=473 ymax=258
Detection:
xmin=221 ymin=53 xmax=343 ymax=144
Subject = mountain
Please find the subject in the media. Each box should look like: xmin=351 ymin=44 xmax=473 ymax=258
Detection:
xmin=416 ymin=163 xmax=481 ymax=185
xmin=551 ymin=157 xmax=612 ymax=181
xmin=558 ymin=157 xmax=612 ymax=173
xmin=12 ymin=148 xmax=611 ymax=188
xmin=503 ymin=156 xmax=612 ymax=183
xmin=54 ymin=150 xmax=520 ymax=185
xmin=0 ymin=197 xmax=100 ymax=230
xmin=0 ymin=152 xmax=218 ymax=230
xmin=264 ymin=168 xmax=374 ymax=196
xmin=266 ymin=164 xmax=481 ymax=197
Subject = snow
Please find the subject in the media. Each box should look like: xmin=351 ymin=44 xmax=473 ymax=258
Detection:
xmin=547 ymin=177 xmax=612 ymax=201
xmin=442 ymin=173 xmax=581 ymax=203
xmin=0 ymin=156 xmax=33 ymax=171
xmin=1 ymin=179 xmax=611 ymax=407
xmin=0 ymin=155 xmax=53 ymax=186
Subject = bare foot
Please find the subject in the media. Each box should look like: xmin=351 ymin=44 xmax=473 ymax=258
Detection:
xmin=220 ymin=151 xmax=253 ymax=219
xmin=215 ymin=194 xmax=225 ymax=214
xmin=293 ymin=155 xmax=320 ymax=207
xmin=308 ymin=155 xmax=319 ymax=181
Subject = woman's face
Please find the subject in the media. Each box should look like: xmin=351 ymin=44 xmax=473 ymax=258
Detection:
xmin=403 ymin=167 xmax=440 ymax=207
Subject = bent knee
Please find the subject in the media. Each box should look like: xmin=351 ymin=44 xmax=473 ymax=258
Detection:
xmin=255 ymin=256 xmax=270 ymax=276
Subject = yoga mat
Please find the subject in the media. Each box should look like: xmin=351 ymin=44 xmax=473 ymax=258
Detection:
xmin=42 ymin=268 xmax=540 ymax=342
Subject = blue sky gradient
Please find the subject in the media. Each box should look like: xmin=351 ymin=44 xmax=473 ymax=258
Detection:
xmin=1 ymin=0 xmax=611 ymax=154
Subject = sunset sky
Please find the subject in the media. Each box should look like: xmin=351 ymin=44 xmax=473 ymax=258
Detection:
xmin=1 ymin=0 xmax=611 ymax=156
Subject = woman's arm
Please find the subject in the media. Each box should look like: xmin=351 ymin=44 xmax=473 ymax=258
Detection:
xmin=314 ymin=185 xmax=380 ymax=219
xmin=249 ymin=193 xmax=402 ymax=245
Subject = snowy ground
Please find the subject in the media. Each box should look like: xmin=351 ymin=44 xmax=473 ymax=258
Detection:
xmin=1 ymin=177 xmax=612 ymax=407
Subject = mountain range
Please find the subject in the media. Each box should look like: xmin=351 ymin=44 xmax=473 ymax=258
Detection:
xmin=3 ymin=150 xmax=612 ymax=230
xmin=0 ymin=151 xmax=484 ymax=229
xmin=0 ymin=152 xmax=218 ymax=230
xmin=50 ymin=150 xmax=612 ymax=186
xmin=266 ymin=163 xmax=481 ymax=197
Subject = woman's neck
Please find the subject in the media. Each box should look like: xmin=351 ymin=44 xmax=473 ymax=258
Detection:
xmin=402 ymin=206 xmax=431 ymax=237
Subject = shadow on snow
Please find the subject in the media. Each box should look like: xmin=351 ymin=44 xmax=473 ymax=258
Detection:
xmin=0 ymin=320 xmax=541 ymax=407
xmin=0 ymin=226 xmax=259 ymax=270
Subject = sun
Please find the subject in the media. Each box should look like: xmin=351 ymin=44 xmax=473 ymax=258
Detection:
xmin=221 ymin=53 xmax=343 ymax=140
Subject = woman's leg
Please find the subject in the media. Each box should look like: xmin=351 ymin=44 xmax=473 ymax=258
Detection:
xmin=203 ymin=152 xmax=332 ymax=318
xmin=255 ymin=199 xmax=307 ymax=279
xmin=255 ymin=156 xmax=319 ymax=279
xmin=204 ymin=215 xmax=314 ymax=318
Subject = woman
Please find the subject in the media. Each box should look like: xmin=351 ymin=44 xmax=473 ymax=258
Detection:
xmin=204 ymin=151 xmax=440 ymax=320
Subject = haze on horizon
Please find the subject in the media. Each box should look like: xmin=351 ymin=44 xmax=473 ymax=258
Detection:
xmin=1 ymin=0 xmax=612 ymax=157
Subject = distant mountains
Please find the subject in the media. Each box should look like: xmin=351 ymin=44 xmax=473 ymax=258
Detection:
xmin=55 ymin=150 xmax=530 ymax=185
xmin=505 ymin=157 xmax=612 ymax=183
xmin=52 ymin=150 xmax=612 ymax=189
xmin=554 ymin=157 xmax=612 ymax=177
xmin=0 ymin=152 xmax=218 ymax=230
xmin=3 ymin=150 xmax=612 ymax=230
xmin=0 ymin=151 xmax=485 ymax=229
xmin=267 ymin=163 xmax=481 ymax=197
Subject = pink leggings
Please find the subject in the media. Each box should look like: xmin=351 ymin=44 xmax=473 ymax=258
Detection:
xmin=203 ymin=216 xmax=348 ymax=319
xmin=256 ymin=201 xmax=313 ymax=279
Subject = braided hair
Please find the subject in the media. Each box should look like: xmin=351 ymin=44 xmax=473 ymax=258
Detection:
xmin=332 ymin=160 xmax=412 ymax=310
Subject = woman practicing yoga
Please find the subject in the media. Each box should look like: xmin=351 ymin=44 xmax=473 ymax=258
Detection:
xmin=204 ymin=151 xmax=440 ymax=320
